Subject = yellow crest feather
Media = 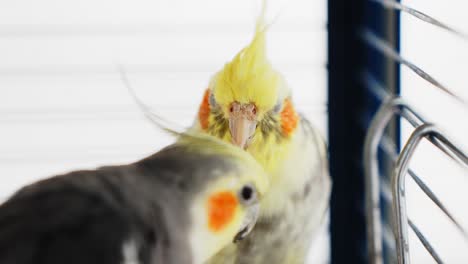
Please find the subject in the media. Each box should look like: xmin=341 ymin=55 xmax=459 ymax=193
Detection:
xmin=212 ymin=3 xmax=284 ymax=114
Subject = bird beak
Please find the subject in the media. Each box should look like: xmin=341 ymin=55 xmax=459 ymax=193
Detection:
xmin=233 ymin=203 xmax=260 ymax=243
xmin=229 ymin=103 xmax=257 ymax=150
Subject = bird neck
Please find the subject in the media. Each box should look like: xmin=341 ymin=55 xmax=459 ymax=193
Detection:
xmin=247 ymin=124 xmax=300 ymax=173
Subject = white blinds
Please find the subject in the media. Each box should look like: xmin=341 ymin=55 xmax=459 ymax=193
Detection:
xmin=0 ymin=0 xmax=327 ymax=223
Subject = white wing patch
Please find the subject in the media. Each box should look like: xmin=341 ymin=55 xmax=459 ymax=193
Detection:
xmin=121 ymin=239 xmax=140 ymax=264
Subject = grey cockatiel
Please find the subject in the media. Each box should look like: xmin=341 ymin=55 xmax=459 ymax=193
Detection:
xmin=0 ymin=133 xmax=269 ymax=264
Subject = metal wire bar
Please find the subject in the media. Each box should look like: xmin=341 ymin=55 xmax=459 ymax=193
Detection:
xmin=400 ymin=109 xmax=468 ymax=166
xmin=370 ymin=0 xmax=468 ymax=40
xmin=363 ymin=71 xmax=427 ymax=125
xmin=362 ymin=82 xmax=421 ymax=263
xmin=363 ymin=96 xmax=417 ymax=263
xmin=364 ymin=98 xmax=396 ymax=264
xmin=383 ymin=223 xmax=398 ymax=264
xmin=362 ymin=76 xmax=422 ymax=264
xmin=393 ymin=123 xmax=468 ymax=263
xmin=380 ymin=136 xmax=468 ymax=241
xmin=393 ymin=124 xmax=431 ymax=263
xmin=408 ymin=170 xmax=468 ymax=239
xmin=398 ymin=108 xmax=421 ymax=128
xmin=407 ymin=218 xmax=444 ymax=264
xmin=362 ymin=70 xmax=392 ymax=102
xmin=363 ymin=72 xmax=468 ymax=166
xmin=427 ymin=135 xmax=468 ymax=168
xmin=400 ymin=118 xmax=468 ymax=166
xmin=362 ymin=29 xmax=467 ymax=105
xmin=380 ymin=177 xmax=393 ymax=203
xmin=383 ymin=223 xmax=396 ymax=250
xmin=363 ymin=90 xmax=468 ymax=263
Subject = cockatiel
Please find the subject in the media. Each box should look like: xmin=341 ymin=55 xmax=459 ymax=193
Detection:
xmin=191 ymin=10 xmax=331 ymax=264
xmin=0 ymin=133 xmax=269 ymax=264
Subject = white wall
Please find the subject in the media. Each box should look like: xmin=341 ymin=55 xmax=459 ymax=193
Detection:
xmin=401 ymin=1 xmax=468 ymax=263
xmin=0 ymin=0 xmax=328 ymax=262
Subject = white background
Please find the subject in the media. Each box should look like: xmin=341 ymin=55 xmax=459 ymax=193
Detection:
xmin=401 ymin=0 xmax=468 ymax=263
xmin=0 ymin=0 xmax=328 ymax=263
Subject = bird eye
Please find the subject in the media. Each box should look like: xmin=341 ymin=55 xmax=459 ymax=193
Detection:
xmin=252 ymin=106 xmax=257 ymax=115
xmin=240 ymin=185 xmax=255 ymax=202
xmin=230 ymin=105 xmax=234 ymax=113
xmin=209 ymin=92 xmax=217 ymax=107
xmin=273 ymin=102 xmax=282 ymax=113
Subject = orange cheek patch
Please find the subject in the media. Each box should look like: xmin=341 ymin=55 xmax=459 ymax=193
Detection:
xmin=280 ymin=98 xmax=299 ymax=136
xmin=207 ymin=191 xmax=238 ymax=232
xmin=198 ymin=89 xmax=211 ymax=130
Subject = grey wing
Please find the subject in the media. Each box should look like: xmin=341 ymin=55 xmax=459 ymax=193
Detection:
xmin=0 ymin=169 xmax=176 ymax=264
xmin=0 ymin=176 xmax=133 ymax=264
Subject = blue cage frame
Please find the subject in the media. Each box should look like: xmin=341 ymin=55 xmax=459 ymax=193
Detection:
xmin=327 ymin=0 xmax=400 ymax=263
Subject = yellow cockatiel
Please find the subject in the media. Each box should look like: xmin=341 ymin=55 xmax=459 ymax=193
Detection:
xmin=190 ymin=8 xmax=332 ymax=264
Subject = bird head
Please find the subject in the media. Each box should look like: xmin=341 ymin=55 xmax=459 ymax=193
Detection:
xmin=180 ymin=133 xmax=269 ymax=263
xmin=196 ymin=19 xmax=299 ymax=165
